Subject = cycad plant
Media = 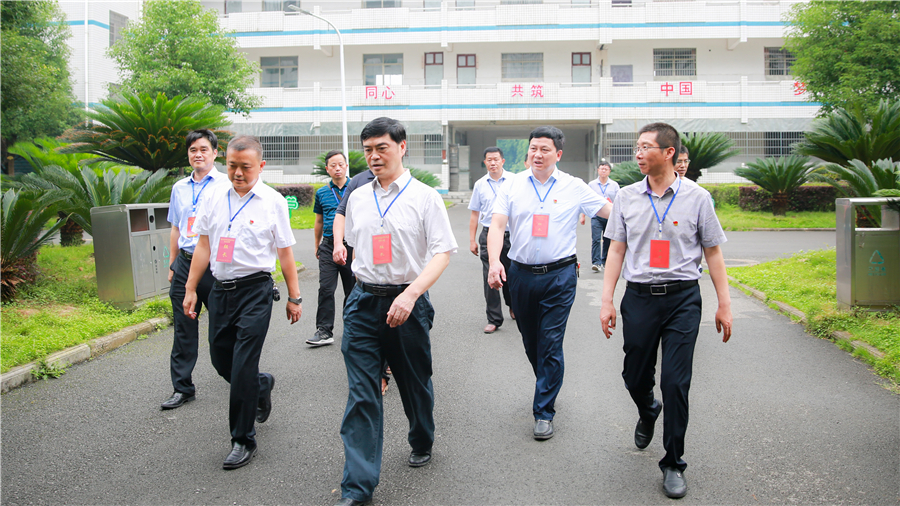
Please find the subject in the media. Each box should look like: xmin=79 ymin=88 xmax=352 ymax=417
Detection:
xmin=312 ymin=151 xmax=368 ymax=179
xmin=1 ymin=189 xmax=69 ymax=301
xmin=58 ymin=92 xmax=232 ymax=173
xmin=812 ymin=158 xmax=900 ymax=226
xmin=679 ymin=132 xmax=741 ymax=182
xmin=609 ymin=160 xmax=644 ymax=186
xmin=793 ymin=99 xmax=900 ymax=166
xmin=12 ymin=166 xmax=173 ymax=236
xmin=734 ymin=156 xmax=813 ymax=216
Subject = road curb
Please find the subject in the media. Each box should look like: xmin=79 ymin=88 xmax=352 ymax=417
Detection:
xmin=749 ymin=228 xmax=835 ymax=231
xmin=727 ymin=275 xmax=887 ymax=362
xmin=1 ymin=316 xmax=172 ymax=394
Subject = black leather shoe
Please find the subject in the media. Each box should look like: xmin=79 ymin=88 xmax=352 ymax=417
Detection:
xmin=256 ymin=375 xmax=275 ymax=423
xmin=634 ymin=401 xmax=662 ymax=449
xmin=662 ymin=467 xmax=687 ymax=498
xmin=533 ymin=419 xmax=554 ymax=440
xmin=333 ymin=498 xmax=368 ymax=506
xmin=222 ymin=442 xmax=257 ymax=470
xmin=160 ymin=392 xmax=195 ymax=410
xmin=408 ymin=450 xmax=432 ymax=467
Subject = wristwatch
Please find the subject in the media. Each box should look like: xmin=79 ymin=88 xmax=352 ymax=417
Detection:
xmin=288 ymin=296 xmax=302 ymax=304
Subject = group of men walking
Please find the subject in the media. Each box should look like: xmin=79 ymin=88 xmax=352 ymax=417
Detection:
xmin=160 ymin=117 xmax=732 ymax=504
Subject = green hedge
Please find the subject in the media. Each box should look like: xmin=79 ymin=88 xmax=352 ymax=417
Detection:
xmin=700 ymin=184 xmax=741 ymax=207
xmin=738 ymin=185 xmax=837 ymax=212
xmin=273 ymin=184 xmax=315 ymax=207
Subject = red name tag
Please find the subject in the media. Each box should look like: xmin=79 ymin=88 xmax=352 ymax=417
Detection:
xmin=649 ymin=239 xmax=670 ymax=268
xmin=186 ymin=216 xmax=198 ymax=237
xmin=532 ymin=214 xmax=549 ymax=237
xmin=216 ymin=237 xmax=236 ymax=264
xmin=373 ymin=233 xmax=392 ymax=265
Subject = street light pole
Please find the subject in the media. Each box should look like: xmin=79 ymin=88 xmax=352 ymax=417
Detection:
xmin=289 ymin=5 xmax=349 ymax=158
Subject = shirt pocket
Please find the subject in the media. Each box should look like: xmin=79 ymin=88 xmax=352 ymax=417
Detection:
xmin=236 ymin=213 xmax=273 ymax=251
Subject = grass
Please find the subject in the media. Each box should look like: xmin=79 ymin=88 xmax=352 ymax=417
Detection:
xmin=289 ymin=205 xmax=317 ymax=229
xmin=729 ymin=248 xmax=900 ymax=384
xmin=715 ymin=203 xmax=835 ymax=230
xmin=1 ymin=244 xmax=170 ymax=373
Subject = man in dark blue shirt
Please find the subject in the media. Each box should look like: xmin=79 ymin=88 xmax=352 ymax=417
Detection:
xmin=308 ymin=150 xmax=354 ymax=346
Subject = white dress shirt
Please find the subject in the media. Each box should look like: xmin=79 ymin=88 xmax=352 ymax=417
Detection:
xmin=588 ymin=178 xmax=620 ymax=207
xmin=166 ymin=168 xmax=230 ymax=253
xmin=193 ymin=178 xmax=296 ymax=280
xmin=468 ymin=170 xmax=512 ymax=228
xmin=345 ymin=169 xmax=458 ymax=285
xmin=493 ymin=166 xmax=607 ymax=265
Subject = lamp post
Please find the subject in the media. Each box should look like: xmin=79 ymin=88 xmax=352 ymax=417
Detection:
xmin=289 ymin=5 xmax=349 ymax=158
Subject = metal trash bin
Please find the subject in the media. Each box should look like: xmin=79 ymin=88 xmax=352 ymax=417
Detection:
xmin=91 ymin=204 xmax=172 ymax=309
xmin=836 ymin=198 xmax=900 ymax=310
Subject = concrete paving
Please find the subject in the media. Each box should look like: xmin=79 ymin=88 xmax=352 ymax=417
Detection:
xmin=2 ymin=204 xmax=896 ymax=506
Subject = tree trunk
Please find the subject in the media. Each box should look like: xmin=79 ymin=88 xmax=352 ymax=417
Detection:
xmin=58 ymin=212 xmax=85 ymax=247
xmin=770 ymin=192 xmax=789 ymax=216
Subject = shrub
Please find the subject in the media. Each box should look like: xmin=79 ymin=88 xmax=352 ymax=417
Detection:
xmin=680 ymin=132 xmax=741 ymax=181
xmin=738 ymin=185 xmax=837 ymax=213
xmin=610 ymin=160 xmax=643 ymax=186
xmin=409 ymin=168 xmax=441 ymax=188
xmin=274 ymin=184 xmax=315 ymax=207
xmin=793 ymin=99 xmax=900 ymax=166
xmin=734 ymin=156 xmax=813 ymax=215
xmin=700 ymin=184 xmax=741 ymax=207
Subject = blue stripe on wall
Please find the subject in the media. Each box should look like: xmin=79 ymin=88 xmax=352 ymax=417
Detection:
xmin=66 ymin=20 xmax=111 ymax=30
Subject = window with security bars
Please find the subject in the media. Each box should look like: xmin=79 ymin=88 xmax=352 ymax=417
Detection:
xmin=653 ymin=48 xmax=696 ymax=79
xmin=502 ymin=53 xmax=543 ymax=81
xmin=260 ymin=136 xmax=301 ymax=162
xmin=764 ymin=47 xmax=796 ymax=77
xmin=109 ymin=11 xmax=127 ymax=47
xmin=764 ymin=132 xmax=803 ymax=157
xmin=364 ymin=0 xmax=400 ymax=7
xmin=261 ymin=57 xmax=298 ymax=88
xmin=263 ymin=0 xmax=299 ymax=11
xmin=364 ymin=54 xmax=403 ymax=86
xmin=605 ymin=133 xmax=639 ymax=164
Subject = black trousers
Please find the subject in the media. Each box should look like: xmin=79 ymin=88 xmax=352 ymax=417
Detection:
xmin=168 ymin=253 xmax=214 ymax=396
xmin=478 ymin=227 xmax=512 ymax=326
xmin=316 ymin=238 xmax=355 ymax=333
xmin=621 ymin=283 xmax=701 ymax=472
xmin=208 ymin=274 xmax=275 ymax=447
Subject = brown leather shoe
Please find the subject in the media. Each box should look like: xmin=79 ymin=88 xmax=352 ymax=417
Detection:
xmin=483 ymin=323 xmax=498 ymax=334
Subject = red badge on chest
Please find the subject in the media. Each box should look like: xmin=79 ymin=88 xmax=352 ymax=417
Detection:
xmin=216 ymin=237 xmax=236 ymax=264
xmin=532 ymin=214 xmax=549 ymax=237
xmin=373 ymin=234 xmax=392 ymax=265
xmin=649 ymin=239 xmax=670 ymax=269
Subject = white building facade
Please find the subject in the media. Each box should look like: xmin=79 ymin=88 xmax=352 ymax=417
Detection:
xmin=61 ymin=0 xmax=818 ymax=190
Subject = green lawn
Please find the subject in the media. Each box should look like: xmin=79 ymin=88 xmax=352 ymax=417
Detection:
xmin=715 ymin=204 xmax=835 ymax=230
xmin=0 ymin=244 xmax=170 ymax=373
xmin=289 ymin=205 xmax=317 ymax=229
xmin=729 ymin=249 xmax=900 ymax=384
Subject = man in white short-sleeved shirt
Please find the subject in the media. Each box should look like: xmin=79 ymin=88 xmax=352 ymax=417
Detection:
xmin=183 ymin=135 xmax=303 ymax=471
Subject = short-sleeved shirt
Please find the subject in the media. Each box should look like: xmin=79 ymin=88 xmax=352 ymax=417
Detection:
xmin=166 ymin=168 xmax=230 ymax=254
xmin=588 ymin=178 xmax=620 ymax=207
xmin=604 ymin=176 xmax=726 ymax=283
xmin=344 ymin=169 xmax=458 ymax=285
xmin=313 ymin=180 xmax=348 ymax=238
xmin=493 ymin=166 xmax=608 ymax=265
xmin=468 ymin=170 xmax=512 ymax=228
xmin=193 ymin=178 xmax=296 ymax=280
xmin=335 ymin=169 xmax=375 ymax=216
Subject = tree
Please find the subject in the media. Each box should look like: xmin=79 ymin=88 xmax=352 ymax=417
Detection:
xmin=813 ymin=158 xmax=900 ymax=227
xmin=0 ymin=0 xmax=81 ymax=169
xmin=784 ymin=1 xmax=900 ymax=117
xmin=108 ymin=0 xmax=261 ymax=116
xmin=793 ymin=99 xmax=900 ymax=167
xmin=734 ymin=156 xmax=813 ymax=216
xmin=609 ymin=161 xmax=643 ymax=187
xmin=679 ymin=132 xmax=741 ymax=182
xmin=59 ymin=92 xmax=232 ymax=173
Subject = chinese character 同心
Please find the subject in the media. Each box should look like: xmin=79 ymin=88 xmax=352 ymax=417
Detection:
xmin=365 ymin=86 xmax=377 ymax=99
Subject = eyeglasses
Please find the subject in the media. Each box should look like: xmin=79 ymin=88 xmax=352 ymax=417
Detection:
xmin=632 ymin=146 xmax=665 ymax=155
xmin=676 ymin=159 xmax=691 ymax=166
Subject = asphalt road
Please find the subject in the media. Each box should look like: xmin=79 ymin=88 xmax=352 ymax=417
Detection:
xmin=2 ymin=204 xmax=896 ymax=506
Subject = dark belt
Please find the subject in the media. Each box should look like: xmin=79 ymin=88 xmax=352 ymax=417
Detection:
xmin=322 ymin=236 xmax=334 ymax=245
xmin=214 ymin=272 xmax=272 ymax=291
xmin=512 ymin=254 xmax=577 ymax=275
xmin=180 ymin=249 xmax=193 ymax=261
xmin=357 ymin=280 xmax=409 ymax=297
xmin=627 ymin=279 xmax=698 ymax=296
xmin=482 ymin=227 xmax=510 ymax=237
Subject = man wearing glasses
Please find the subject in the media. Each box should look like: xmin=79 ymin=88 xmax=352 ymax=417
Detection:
xmin=675 ymin=146 xmax=690 ymax=179
xmin=582 ymin=160 xmax=619 ymax=273
xmin=600 ymin=122 xmax=732 ymax=499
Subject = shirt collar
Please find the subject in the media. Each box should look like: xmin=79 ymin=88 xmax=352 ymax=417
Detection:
xmin=488 ymin=170 xmax=509 ymax=183
xmin=373 ymin=168 xmax=412 ymax=194
xmin=329 ymin=178 xmax=347 ymax=190
xmin=529 ymin=166 xmax=558 ymax=185
xmin=230 ymin=177 xmax=265 ymax=199
xmin=641 ymin=175 xmax=680 ymax=196
xmin=190 ymin=167 xmax=220 ymax=183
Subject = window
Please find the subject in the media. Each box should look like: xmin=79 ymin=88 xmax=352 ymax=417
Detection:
xmin=364 ymin=0 xmax=400 ymax=7
xmin=456 ymin=0 xmax=475 ymax=8
xmin=611 ymin=0 xmax=631 ymax=6
xmin=501 ymin=0 xmax=542 ymax=4
xmin=653 ymin=48 xmax=696 ymax=79
xmin=764 ymin=132 xmax=803 ymax=157
xmin=572 ymin=0 xmax=592 ymax=6
xmin=425 ymin=52 xmax=443 ymax=87
xmin=424 ymin=0 xmax=441 ymax=10
xmin=263 ymin=0 xmax=299 ymax=11
xmin=611 ymin=65 xmax=633 ymax=86
xmin=424 ymin=134 xmax=442 ymax=164
xmin=457 ymin=54 xmax=476 ymax=87
xmin=225 ymin=1 xmax=242 ymax=14
xmin=260 ymin=57 xmax=298 ymax=88
xmin=502 ymin=53 xmax=543 ymax=81
xmin=364 ymin=54 xmax=403 ymax=86
xmin=765 ymin=47 xmax=796 ymax=77
xmin=572 ymin=52 xmax=591 ymax=85
xmin=109 ymin=11 xmax=128 ymax=47
xmin=259 ymin=136 xmax=300 ymax=162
